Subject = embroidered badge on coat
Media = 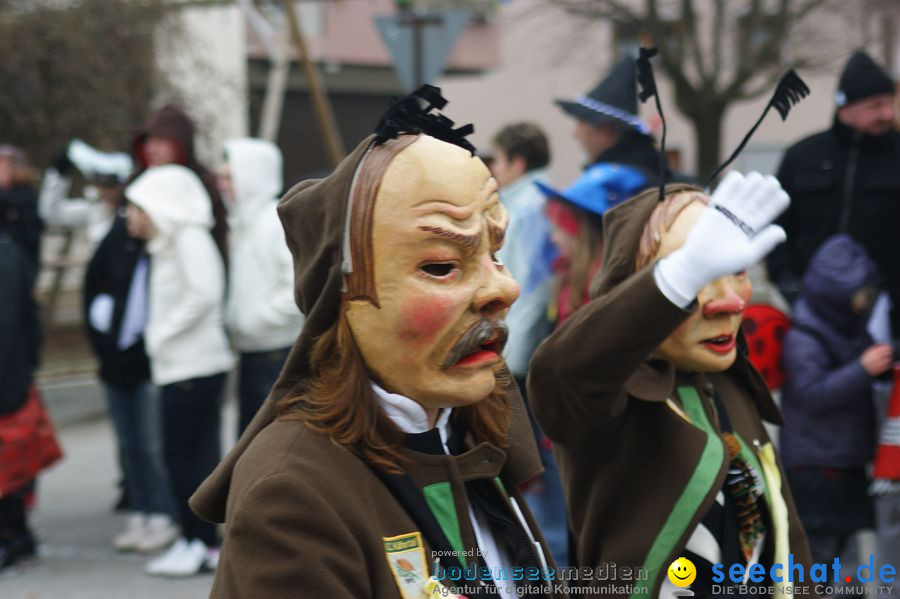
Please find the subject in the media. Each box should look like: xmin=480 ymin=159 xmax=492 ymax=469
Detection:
xmin=384 ymin=532 xmax=429 ymax=599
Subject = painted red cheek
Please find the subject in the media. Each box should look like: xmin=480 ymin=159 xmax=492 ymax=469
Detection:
xmin=398 ymin=294 xmax=456 ymax=343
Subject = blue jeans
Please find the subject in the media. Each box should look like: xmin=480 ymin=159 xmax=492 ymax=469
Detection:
xmin=161 ymin=372 xmax=225 ymax=546
xmin=524 ymin=445 xmax=569 ymax=568
xmin=515 ymin=375 xmax=569 ymax=567
xmin=105 ymin=382 xmax=176 ymax=516
xmin=238 ymin=347 xmax=291 ymax=435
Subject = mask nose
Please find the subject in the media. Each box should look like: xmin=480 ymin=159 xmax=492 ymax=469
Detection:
xmin=475 ymin=256 xmax=520 ymax=319
xmin=702 ymin=279 xmax=747 ymax=318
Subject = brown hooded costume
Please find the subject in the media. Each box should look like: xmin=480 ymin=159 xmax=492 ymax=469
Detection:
xmin=190 ymin=101 xmax=567 ymax=597
xmin=528 ymin=186 xmax=815 ymax=598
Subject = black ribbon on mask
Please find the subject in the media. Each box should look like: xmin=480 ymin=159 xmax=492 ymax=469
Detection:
xmin=373 ymin=85 xmax=476 ymax=155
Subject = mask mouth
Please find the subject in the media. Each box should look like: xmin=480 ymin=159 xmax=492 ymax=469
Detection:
xmin=700 ymin=333 xmax=736 ymax=354
xmin=442 ymin=319 xmax=509 ymax=368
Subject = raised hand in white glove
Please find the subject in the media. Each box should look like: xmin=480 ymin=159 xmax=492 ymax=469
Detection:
xmin=654 ymin=171 xmax=789 ymax=308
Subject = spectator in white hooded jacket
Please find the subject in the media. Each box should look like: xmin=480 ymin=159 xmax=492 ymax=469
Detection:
xmin=125 ymin=164 xmax=232 ymax=577
xmin=219 ymin=138 xmax=302 ymax=435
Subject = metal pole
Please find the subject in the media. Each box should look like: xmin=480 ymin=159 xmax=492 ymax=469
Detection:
xmin=412 ymin=14 xmax=423 ymax=88
xmin=397 ymin=9 xmax=443 ymax=91
xmin=283 ymin=0 xmax=346 ymax=167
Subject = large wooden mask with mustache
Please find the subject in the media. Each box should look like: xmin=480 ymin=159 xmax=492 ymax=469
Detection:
xmin=344 ymin=135 xmax=520 ymax=410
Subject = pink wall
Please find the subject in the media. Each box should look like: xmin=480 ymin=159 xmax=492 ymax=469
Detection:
xmin=247 ymin=0 xmax=499 ymax=70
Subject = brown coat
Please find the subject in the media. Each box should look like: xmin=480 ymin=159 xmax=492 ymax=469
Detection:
xmin=191 ymin=134 xmax=568 ymax=598
xmin=209 ymin=396 xmax=568 ymax=599
xmin=528 ymin=189 xmax=815 ymax=598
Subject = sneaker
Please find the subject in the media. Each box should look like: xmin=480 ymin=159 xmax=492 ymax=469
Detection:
xmin=145 ymin=538 xmax=208 ymax=577
xmin=136 ymin=514 xmax=179 ymax=554
xmin=113 ymin=513 xmax=146 ymax=552
xmin=145 ymin=537 xmax=187 ymax=576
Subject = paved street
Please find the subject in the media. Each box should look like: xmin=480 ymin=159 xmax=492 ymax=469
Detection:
xmin=0 ymin=408 xmax=236 ymax=599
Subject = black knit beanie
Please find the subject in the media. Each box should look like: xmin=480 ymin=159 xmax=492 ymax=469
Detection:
xmin=836 ymin=50 xmax=895 ymax=107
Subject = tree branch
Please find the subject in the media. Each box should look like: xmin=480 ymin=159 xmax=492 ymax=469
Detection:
xmin=789 ymin=0 xmax=828 ymax=22
xmin=740 ymin=69 xmax=786 ymax=101
xmin=682 ymin=0 xmax=711 ymax=87
xmin=236 ymin=0 xmax=286 ymax=60
xmin=556 ymin=0 xmax=640 ymax=21
xmin=712 ymin=0 xmax=724 ymax=82
xmin=723 ymin=0 xmax=763 ymax=98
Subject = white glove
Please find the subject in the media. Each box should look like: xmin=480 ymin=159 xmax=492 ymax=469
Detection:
xmin=68 ymin=139 xmax=133 ymax=183
xmin=655 ymin=171 xmax=789 ymax=308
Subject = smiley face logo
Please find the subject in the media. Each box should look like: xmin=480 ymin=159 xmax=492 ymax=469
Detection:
xmin=667 ymin=557 xmax=696 ymax=587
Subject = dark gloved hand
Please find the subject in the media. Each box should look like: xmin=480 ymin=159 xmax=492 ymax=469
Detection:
xmin=52 ymin=145 xmax=75 ymax=175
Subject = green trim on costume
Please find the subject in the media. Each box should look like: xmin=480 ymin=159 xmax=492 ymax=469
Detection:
xmin=735 ymin=434 xmax=769 ymax=499
xmin=423 ymin=482 xmax=467 ymax=567
xmin=493 ymin=477 xmax=509 ymax=501
xmin=630 ymin=386 xmax=724 ymax=599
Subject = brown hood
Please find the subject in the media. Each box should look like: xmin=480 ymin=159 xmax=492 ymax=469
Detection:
xmin=131 ymin=104 xmax=197 ymax=169
xmin=590 ymin=183 xmax=783 ymax=423
xmin=191 ymin=133 xmax=541 ymax=523
xmin=589 ymin=183 xmax=697 ymax=300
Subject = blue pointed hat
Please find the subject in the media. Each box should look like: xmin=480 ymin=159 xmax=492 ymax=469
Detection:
xmin=536 ymin=163 xmax=648 ymax=216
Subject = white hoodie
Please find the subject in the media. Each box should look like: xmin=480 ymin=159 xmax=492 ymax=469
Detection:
xmin=126 ymin=165 xmax=233 ymax=386
xmin=223 ymin=138 xmax=302 ymax=352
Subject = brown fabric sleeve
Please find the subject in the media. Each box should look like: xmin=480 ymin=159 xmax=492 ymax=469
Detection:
xmin=212 ymin=473 xmax=371 ymax=599
xmin=527 ymin=267 xmax=691 ymax=450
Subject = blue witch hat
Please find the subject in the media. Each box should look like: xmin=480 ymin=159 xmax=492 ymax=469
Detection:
xmin=535 ymin=163 xmax=648 ymax=216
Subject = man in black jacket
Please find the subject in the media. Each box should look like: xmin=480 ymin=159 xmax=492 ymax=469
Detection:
xmin=767 ymin=50 xmax=899 ymax=313
xmin=555 ymin=57 xmax=669 ymax=187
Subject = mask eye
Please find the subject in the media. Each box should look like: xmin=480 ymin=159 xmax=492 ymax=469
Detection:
xmin=421 ymin=262 xmax=456 ymax=278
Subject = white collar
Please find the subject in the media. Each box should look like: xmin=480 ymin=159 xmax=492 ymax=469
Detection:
xmin=372 ymin=382 xmax=453 ymax=446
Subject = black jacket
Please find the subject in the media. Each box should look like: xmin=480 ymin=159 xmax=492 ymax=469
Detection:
xmin=0 ymin=185 xmax=42 ymax=265
xmin=0 ymin=234 xmax=42 ymax=415
xmin=83 ymin=213 xmax=151 ymax=388
xmin=767 ymin=117 xmax=900 ymax=315
xmin=592 ymin=128 xmax=687 ymax=189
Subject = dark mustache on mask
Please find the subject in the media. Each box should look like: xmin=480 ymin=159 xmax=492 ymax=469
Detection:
xmin=441 ymin=318 xmax=508 ymax=368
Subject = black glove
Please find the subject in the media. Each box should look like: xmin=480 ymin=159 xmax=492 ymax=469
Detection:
xmin=53 ymin=147 xmax=75 ymax=175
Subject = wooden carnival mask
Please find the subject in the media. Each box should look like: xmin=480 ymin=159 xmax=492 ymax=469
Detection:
xmin=645 ymin=193 xmax=752 ymax=373
xmin=345 ymin=135 xmax=520 ymax=412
